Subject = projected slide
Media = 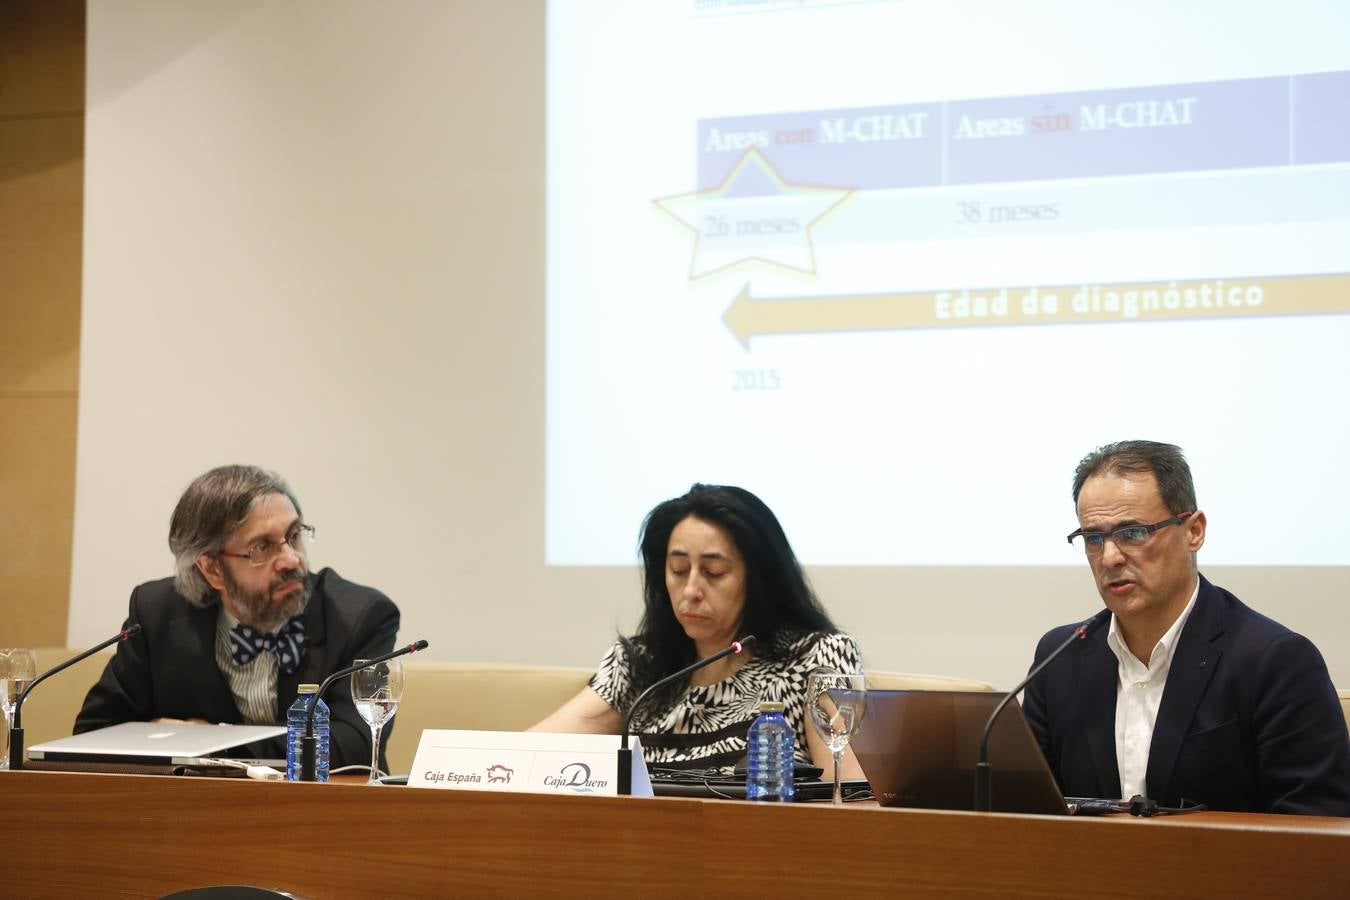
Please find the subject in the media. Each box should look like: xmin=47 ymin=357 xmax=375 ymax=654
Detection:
xmin=546 ymin=0 xmax=1350 ymax=566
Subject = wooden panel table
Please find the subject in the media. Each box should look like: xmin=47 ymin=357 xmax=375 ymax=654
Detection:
xmin=2 ymin=769 xmax=1347 ymax=898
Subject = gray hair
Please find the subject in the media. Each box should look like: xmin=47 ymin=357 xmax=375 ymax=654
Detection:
xmin=169 ymin=465 xmax=303 ymax=605
xmin=1071 ymin=440 xmax=1197 ymax=516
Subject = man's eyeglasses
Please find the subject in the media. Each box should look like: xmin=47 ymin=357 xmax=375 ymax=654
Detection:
xmin=1066 ymin=513 xmax=1192 ymax=552
xmin=214 ymin=524 xmax=315 ymax=567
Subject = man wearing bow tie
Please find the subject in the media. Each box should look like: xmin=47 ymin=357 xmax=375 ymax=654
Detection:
xmin=75 ymin=465 xmax=401 ymax=771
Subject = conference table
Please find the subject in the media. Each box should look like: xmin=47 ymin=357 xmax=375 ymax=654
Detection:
xmin=2 ymin=769 xmax=1347 ymax=898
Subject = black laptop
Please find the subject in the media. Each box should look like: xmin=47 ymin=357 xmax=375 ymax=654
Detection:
xmin=851 ymin=689 xmax=1080 ymax=815
xmin=649 ymin=758 xmax=870 ymax=802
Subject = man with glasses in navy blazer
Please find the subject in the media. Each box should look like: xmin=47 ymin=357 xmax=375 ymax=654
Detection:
xmin=75 ymin=465 xmax=400 ymax=770
xmin=1023 ymin=440 xmax=1350 ymax=816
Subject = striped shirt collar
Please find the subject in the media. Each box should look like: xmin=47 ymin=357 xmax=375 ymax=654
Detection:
xmin=214 ymin=605 xmax=281 ymax=724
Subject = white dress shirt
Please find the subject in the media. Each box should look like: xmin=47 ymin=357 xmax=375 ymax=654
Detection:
xmin=1106 ymin=579 xmax=1200 ymax=800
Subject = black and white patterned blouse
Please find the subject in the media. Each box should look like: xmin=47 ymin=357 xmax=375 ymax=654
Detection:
xmin=589 ymin=630 xmax=863 ymax=771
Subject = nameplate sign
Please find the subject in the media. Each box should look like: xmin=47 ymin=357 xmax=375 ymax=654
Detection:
xmin=407 ymin=730 xmax=653 ymax=797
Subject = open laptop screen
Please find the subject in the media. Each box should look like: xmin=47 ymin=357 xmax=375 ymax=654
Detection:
xmin=852 ymin=690 xmax=1069 ymax=815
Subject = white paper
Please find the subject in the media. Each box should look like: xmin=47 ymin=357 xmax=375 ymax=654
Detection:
xmin=407 ymin=729 xmax=653 ymax=797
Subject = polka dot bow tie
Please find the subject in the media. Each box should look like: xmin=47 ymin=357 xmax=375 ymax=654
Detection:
xmin=229 ymin=618 xmax=306 ymax=675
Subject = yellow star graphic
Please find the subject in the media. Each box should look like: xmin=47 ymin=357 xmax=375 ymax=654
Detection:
xmin=653 ymin=147 xmax=853 ymax=279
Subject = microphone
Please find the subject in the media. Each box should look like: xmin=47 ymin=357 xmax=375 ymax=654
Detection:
xmin=974 ymin=610 xmax=1108 ymax=812
xmin=8 ymin=625 xmax=143 ymax=770
xmin=616 ymin=634 xmax=757 ymax=795
xmin=299 ymin=639 xmax=429 ymax=782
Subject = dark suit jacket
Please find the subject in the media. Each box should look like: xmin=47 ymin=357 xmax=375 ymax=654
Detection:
xmin=1023 ymin=575 xmax=1350 ymax=816
xmin=75 ymin=567 xmax=401 ymax=770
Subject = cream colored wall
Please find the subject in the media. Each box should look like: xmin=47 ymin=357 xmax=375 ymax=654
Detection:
xmin=0 ymin=1 xmax=83 ymax=648
xmin=62 ymin=1 xmax=1350 ymax=693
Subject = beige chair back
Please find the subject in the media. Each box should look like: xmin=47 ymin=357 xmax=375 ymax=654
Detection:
xmin=12 ymin=648 xmax=113 ymax=751
xmin=865 ymin=670 xmax=995 ymax=692
xmin=10 ymin=650 xmax=593 ymax=775
xmin=15 ymin=649 xmax=1339 ymax=775
xmin=386 ymin=662 xmax=593 ymax=773
xmin=12 ymin=650 xmax=1002 ymax=775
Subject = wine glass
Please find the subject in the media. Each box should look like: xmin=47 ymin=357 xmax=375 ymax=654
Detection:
xmin=806 ymin=670 xmax=867 ymax=806
xmin=351 ymin=657 xmax=403 ymax=785
xmin=1 ymin=648 xmax=38 ymax=770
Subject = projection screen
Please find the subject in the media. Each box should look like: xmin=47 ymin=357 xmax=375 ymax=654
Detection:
xmin=72 ymin=1 xmax=1349 ymax=691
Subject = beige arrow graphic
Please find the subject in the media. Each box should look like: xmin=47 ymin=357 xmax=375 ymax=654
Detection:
xmin=723 ymin=273 xmax=1350 ymax=349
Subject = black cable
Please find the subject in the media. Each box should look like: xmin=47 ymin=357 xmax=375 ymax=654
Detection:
xmin=1128 ymin=794 xmax=1208 ymax=817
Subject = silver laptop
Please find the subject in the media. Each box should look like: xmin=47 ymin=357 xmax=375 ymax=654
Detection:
xmin=28 ymin=722 xmax=287 ymax=765
xmin=851 ymin=689 xmax=1073 ymax=815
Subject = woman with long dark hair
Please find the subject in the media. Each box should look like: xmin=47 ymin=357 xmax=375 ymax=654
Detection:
xmin=531 ymin=484 xmax=864 ymax=777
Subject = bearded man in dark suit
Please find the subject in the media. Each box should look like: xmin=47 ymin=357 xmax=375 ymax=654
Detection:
xmin=76 ymin=465 xmax=400 ymax=770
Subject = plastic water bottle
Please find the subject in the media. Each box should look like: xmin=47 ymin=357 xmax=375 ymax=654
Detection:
xmin=746 ymin=700 xmax=795 ymax=802
xmin=286 ymin=684 xmax=329 ymax=782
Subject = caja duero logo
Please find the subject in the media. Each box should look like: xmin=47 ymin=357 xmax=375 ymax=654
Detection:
xmin=543 ymin=761 xmax=608 ymax=792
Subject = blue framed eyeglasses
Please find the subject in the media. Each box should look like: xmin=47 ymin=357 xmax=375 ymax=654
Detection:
xmin=1066 ymin=513 xmax=1192 ymax=552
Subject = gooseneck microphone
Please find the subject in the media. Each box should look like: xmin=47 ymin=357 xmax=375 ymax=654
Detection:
xmin=8 ymin=625 xmax=143 ymax=770
xmin=299 ymin=639 xmax=429 ymax=782
xmin=974 ymin=610 xmax=1108 ymax=812
xmin=616 ymin=634 xmax=757 ymax=795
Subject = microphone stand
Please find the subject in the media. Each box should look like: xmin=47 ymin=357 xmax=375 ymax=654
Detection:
xmin=616 ymin=634 xmax=757 ymax=796
xmin=974 ymin=611 xmax=1107 ymax=812
xmin=299 ymin=639 xmax=429 ymax=782
xmin=8 ymin=625 xmax=143 ymax=770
